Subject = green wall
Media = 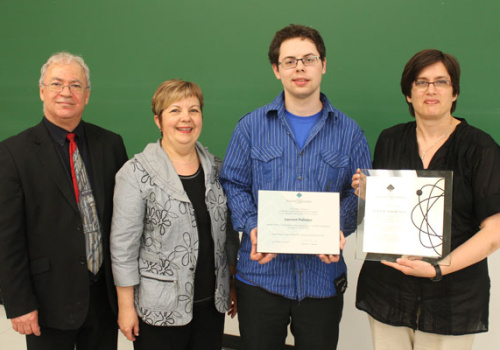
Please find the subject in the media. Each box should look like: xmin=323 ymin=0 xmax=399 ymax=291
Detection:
xmin=1 ymin=0 xmax=499 ymax=158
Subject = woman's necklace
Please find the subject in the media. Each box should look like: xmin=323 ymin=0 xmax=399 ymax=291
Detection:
xmin=418 ymin=122 xmax=454 ymax=161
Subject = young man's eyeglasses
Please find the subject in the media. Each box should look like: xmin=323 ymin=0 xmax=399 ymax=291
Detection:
xmin=278 ymin=55 xmax=320 ymax=70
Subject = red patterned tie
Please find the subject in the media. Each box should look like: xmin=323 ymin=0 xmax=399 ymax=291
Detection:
xmin=67 ymin=133 xmax=79 ymax=203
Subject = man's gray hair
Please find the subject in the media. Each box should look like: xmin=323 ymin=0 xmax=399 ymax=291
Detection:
xmin=39 ymin=52 xmax=91 ymax=89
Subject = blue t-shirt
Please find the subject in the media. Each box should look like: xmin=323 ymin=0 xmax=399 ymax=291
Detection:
xmin=284 ymin=110 xmax=321 ymax=149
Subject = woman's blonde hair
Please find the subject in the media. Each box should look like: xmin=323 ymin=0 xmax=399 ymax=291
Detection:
xmin=152 ymin=79 xmax=204 ymax=121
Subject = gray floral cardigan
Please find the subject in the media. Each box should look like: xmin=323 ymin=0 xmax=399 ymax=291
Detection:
xmin=110 ymin=141 xmax=238 ymax=326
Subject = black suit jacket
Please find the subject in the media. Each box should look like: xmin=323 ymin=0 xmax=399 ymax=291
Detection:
xmin=0 ymin=120 xmax=128 ymax=330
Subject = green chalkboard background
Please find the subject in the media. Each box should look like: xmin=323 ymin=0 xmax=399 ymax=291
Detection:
xmin=1 ymin=1 xmax=499 ymax=158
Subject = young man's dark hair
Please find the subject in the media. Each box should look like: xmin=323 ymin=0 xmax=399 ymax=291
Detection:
xmin=268 ymin=24 xmax=326 ymax=65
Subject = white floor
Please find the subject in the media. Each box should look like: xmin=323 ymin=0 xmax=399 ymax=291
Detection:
xmin=0 ymin=305 xmax=133 ymax=350
xmin=2 ymin=243 xmax=499 ymax=350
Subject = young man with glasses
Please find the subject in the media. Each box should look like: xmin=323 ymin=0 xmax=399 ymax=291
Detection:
xmin=220 ymin=24 xmax=372 ymax=349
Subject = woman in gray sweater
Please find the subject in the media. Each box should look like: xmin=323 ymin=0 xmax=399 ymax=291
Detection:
xmin=110 ymin=79 xmax=238 ymax=350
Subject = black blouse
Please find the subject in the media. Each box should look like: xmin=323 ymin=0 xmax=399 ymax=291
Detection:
xmin=356 ymin=119 xmax=500 ymax=335
xmin=180 ymin=166 xmax=216 ymax=303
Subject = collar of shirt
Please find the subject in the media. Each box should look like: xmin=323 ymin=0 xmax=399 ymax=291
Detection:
xmin=43 ymin=117 xmax=86 ymax=146
xmin=43 ymin=117 xmax=92 ymax=182
xmin=264 ymin=92 xmax=340 ymax=123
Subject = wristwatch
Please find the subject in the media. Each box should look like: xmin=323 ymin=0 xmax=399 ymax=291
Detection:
xmin=430 ymin=263 xmax=442 ymax=282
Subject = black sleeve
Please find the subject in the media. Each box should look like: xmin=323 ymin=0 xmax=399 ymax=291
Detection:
xmin=0 ymin=142 xmax=40 ymax=318
xmin=471 ymin=134 xmax=500 ymax=223
xmin=372 ymin=129 xmax=390 ymax=169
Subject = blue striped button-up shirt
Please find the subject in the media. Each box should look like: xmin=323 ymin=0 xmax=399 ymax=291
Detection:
xmin=220 ymin=92 xmax=372 ymax=300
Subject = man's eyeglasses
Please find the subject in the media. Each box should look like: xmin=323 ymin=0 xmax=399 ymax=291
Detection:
xmin=42 ymin=82 xmax=87 ymax=93
xmin=414 ymin=80 xmax=452 ymax=90
xmin=278 ymin=56 xmax=320 ymax=69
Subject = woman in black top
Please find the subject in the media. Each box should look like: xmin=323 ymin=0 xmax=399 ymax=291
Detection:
xmin=352 ymin=49 xmax=500 ymax=349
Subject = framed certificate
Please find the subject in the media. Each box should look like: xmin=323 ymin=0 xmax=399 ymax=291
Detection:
xmin=355 ymin=169 xmax=452 ymax=264
xmin=257 ymin=190 xmax=340 ymax=255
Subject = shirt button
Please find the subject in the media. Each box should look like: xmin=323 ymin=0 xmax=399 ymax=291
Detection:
xmin=76 ymin=225 xmax=82 ymax=231
xmin=80 ymin=257 xmax=86 ymax=265
xmin=298 ymin=176 xmax=302 ymax=181
xmin=296 ymin=255 xmax=300 ymax=259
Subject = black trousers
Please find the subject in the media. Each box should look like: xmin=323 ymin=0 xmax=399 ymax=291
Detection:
xmin=133 ymin=298 xmax=225 ymax=350
xmin=26 ymin=277 xmax=118 ymax=350
xmin=236 ymin=279 xmax=344 ymax=350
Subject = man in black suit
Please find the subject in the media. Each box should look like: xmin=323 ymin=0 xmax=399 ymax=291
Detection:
xmin=0 ymin=52 xmax=128 ymax=350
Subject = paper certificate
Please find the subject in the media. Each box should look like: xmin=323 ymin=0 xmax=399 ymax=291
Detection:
xmin=362 ymin=172 xmax=447 ymax=258
xmin=257 ymin=190 xmax=340 ymax=255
